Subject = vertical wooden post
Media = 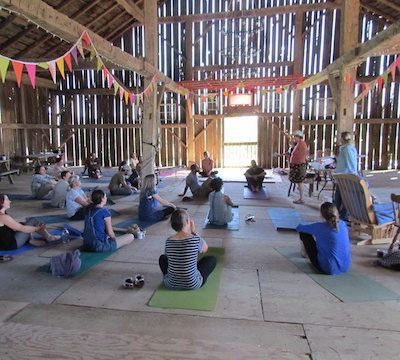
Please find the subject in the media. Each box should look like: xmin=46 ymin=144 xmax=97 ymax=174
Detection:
xmin=19 ymin=85 xmax=29 ymax=157
xmin=292 ymin=11 xmax=304 ymax=131
xmin=185 ymin=20 xmax=193 ymax=81
xmin=186 ymin=98 xmax=195 ymax=166
xmin=336 ymin=0 xmax=360 ymax=135
xmin=51 ymin=93 xmax=60 ymax=149
xmin=142 ymin=0 xmax=158 ymax=176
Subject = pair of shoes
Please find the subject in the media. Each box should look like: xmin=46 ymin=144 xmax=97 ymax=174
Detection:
xmin=293 ymin=199 xmax=305 ymax=204
xmin=123 ymin=274 xmax=145 ymax=289
xmin=182 ymin=196 xmax=193 ymax=202
xmin=0 ymin=255 xmax=13 ymax=263
xmin=245 ymin=214 xmax=255 ymax=222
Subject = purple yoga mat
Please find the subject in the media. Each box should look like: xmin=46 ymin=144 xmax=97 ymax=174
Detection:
xmin=243 ymin=186 xmax=270 ymax=200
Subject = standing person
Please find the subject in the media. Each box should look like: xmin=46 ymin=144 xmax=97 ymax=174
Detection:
xmin=179 ymin=164 xmax=214 ymax=200
xmin=50 ymin=170 xmax=71 ymax=208
xmin=200 ymin=151 xmax=216 ymax=177
xmin=289 ymin=130 xmax=308 ymax=204
xmin=82 ymin=190 xmax=134 ymax=252
xmin=138 ymin=174 xmax=176 ymax=222
xmin=334 ymin=131 xmax=358 ymax=220
xmin=208 ymin=177 xmax=235 ymax=226
xmin=244 ymin=160 xmax=266 ymax=192
xmin=66 ymin=175 xmax=90 ymax=220
xmin=31 ymin=165 xmax=57 ymax=200
xmin=0 ymin=194 xmax=60 ymax=250
xmin=158 ymin=209 xmax=217 ymax=290
xmin=108 ymin=162 xmax=136 ymax=196
xmin=296 ymin=202 xmax=351 ymax=275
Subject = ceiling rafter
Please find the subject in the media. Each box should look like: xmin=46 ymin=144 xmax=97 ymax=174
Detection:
xmin=360 ymin=3 xmax=396 ymax=23
xmin=0 ymin=13 xmax=16 ymax=31
xmin=0 ymin=24 xmax=35 ymax=52
xmin=115 ymin=0 xmax=144 ymax=23
xmin=374 ymin=0 xmax=400 ymax=13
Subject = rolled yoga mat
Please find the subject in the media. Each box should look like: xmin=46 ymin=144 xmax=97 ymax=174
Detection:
xmin=148 ymin=247 xmax=225 ymax=311
xmin=203 ymin=207 xmax=240 ymax=231
xmin=276 ymin=246 xmax=400 ymax=303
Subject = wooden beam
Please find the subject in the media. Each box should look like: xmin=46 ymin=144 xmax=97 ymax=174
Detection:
xmin=158 ymin=2 xmax=340 ymax=24
xmin=115 ymin=0 xmax=144 ymax=24
xmin=85 ymin=3 xmax=119 ymax=28
xmin=292 ymin=11 xmax=304 ymax=131
xmin=5 ymin=72 xmax=57 ymax=89
xmin=0 ymin=24 xmax=35 ymax=52
xmin=299 ymin=20 xmax=400 ymax=89
xmin=360 ymin=3 xmax=396 ymax=23
xmin=0 ymin=14 xmax=16 ymax=31
xmin=300 ymin=118 xmax=400 ymax=126
xmin=0 ymin=123 xmax=187 ymax=130
xmin=192 ymin=61 xmax=293 ymax=73
xmin=375 ymin=0 xmax=400 ymax=14
xmin=0 ymin=0 xmax=184 ymax=94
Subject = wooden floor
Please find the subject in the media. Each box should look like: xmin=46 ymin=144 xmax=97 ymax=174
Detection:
xmin=0 ymin=168 xmax=400 ymax=359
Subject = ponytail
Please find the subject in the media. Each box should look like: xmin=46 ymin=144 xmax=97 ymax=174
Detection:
xmin=320 ymin=202 xmax=339 ymax=230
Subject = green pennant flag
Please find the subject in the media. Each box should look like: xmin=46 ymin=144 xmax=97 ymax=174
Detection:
xmin=96 ymin=56 xmax=103 ymax=72
xmin=382 ymin=71 xmax=389 ymax=85
xmin=113 ymin=82 xmax=119 ymax=95
xmin=38 ymin=62 xmax=49 ymax=70
xmin=0 ymin=56 xmax=10 ymax=83
xmin=89 ymin=45 xmax=96 ymax=61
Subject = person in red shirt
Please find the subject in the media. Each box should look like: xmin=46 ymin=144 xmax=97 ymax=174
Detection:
xmin=289 ymin=130 xmax=308 ymax=204
xmin=200 ymin=151 xmax=216 ymax=177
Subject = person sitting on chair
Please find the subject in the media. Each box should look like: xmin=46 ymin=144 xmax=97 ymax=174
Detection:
xmin=108 ymin=162 xmax=137 ymax=196
xmin=244 ymin=160 xmax=266 ymax=193
xmin=296 ymin=202 xmax=351 ymax=275
xmin=158 ymin=209 xmax=216 ymax=290
xmin=199 ymin=151 xmax=216 ymax=177
xmin=50 ymin=170 xmax=71 ymax=208
xmin=31 ymin=165 xmax=57 ymax=200
xmin=207 ymin=177 xmax=235 ymax=226
xmin=179 ymin=164 xmax=215 ymax=201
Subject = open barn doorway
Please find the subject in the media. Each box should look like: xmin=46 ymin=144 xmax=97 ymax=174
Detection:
xmin=223 ymin=116 xmax=258 ymax=167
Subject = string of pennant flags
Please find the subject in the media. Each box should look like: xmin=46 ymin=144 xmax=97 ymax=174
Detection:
xmin=0 ymin=31 xmax=160 ymax=105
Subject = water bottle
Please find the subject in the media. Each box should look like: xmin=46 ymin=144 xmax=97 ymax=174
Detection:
xmin=61 ymin=228 xmax=70 ymax=243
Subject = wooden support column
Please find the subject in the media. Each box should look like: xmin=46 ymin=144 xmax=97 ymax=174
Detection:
xmin=336 ymin=0 xmax=360 ymax=135
xmin=142 ymin=0 xmax=158 ymax=176
xmin=19 ymin=85 xmax=29 ymax=157
xmin=292 ymin=11 xmax=304 ymax=131
xmin=186 ymin=97 xmax=195 ymax=166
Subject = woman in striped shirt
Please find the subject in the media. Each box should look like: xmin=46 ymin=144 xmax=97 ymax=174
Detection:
xmin=159 ymin=209 xmax=216 ymax=290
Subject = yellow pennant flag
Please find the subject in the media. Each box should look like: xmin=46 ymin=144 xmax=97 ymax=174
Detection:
xmin=124 ymin=91 xmax=130 ymax=105
xmin=96 ymin=56 xmax=104 ymax=72
xmin=56 ymin=57 xmax=65 ymax=79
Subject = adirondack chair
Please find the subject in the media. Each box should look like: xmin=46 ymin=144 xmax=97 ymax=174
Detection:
xmin=334 ymin=173 xmax=395 ymax=245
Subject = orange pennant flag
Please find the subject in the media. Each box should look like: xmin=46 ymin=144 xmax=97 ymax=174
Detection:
xmin=11 ymin=61 xmax=24 ymax=87
xmin=124 ymin=91 xmax=130 ymax=105
xmin=56 ymin=57 xmax=65 ymax=79
xmin=64 ymin=53 xmax=73 ymax=72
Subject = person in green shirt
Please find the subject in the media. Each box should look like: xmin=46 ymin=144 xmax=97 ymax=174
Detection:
xmin=108 ymin=162 xmax=137 ymax=196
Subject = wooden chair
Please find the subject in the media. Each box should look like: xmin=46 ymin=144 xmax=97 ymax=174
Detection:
xmin=334 ymin=173 xmax=396 ymax=245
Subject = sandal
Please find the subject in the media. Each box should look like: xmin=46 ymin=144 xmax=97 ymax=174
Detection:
xmin=0 ymin=255 xmax=13 ymax=263
xmin=134 ymin=274 xmax=145 ymax=288
xmin=293 ymin=199 xmax=305 ymax=204
xmin=123 ymin=277 xmax=135 ymax=289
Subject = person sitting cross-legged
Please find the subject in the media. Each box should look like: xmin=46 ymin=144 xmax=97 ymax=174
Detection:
xmin=50 ymin=170 xmax=71 ymax=208
xmin=158 ymin=209 xmax=216 ymax=290
xmin=244 ymin=160 xmax=266 ymax=193
xmin=66 ymin=175 xmax=90 ymax=220
xmin=31 ymin=165 xmax=57 ymax=200
xmin=296 ymin=202 xmax=351 ymax=275
xmin=82 ymin=190 xmax=134 ymax=252
xmin=108 ymin=162 xmax=137 ymax=196
xmin=207 ymin=177 xmax=235 ymax=226
xmin=179 ymin=164 xmax=215 ymax=201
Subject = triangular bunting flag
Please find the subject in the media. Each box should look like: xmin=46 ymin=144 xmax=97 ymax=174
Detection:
xmin=102 ymin=66 xmax=109 ymax=80
xmin=130 ymin=93 xmax=135 ymax=104
xmin=124 ymin=91 xmax=130 ymax=105
xmin=11 ymin=61 xmax=24 ymax=87
xmin=96 ymin=56 xmax=103 ymax=72
xmin=47 ymin=61 xmax=57 ymax=83
xmin=0 ymin=56 xmax=10 ymax=83
xmin=38 ymin=62 xmax=48 ymax=69
xmin=70 ymin=47 xmax=79 ymax=64
xmin=25 ymin=63 xmax=36 ymax=89
xmin=107 ymin=73 xmax=114 ymax=89
xmin=89 ymin=45 xmax=96 ymax=61
xmin=396 ymin=56 xmax=400 ymax=67
xmin=390 ymin=63 xmax=397 ymax=82
xmin=113 ymin=82 xmax=119 ymax=95
xmin=377 ymin=77 xmax=384 ymax=91
xmin=56 ymin=57 xmax=65 ymax=79
xmin=76 ymin=40 xmax=85 ymax=58
xmin=82 ymin=32 xmax=92 ymax=47
xmin=382 ymin=71 xmax=389 ymax=85
xmin=119 ymin=87 xmax=124 ymax=100
xmin=64 ymin=53 xmax=73 ymax=72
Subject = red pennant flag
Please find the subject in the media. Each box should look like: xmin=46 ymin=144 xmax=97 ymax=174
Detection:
xmin=70 ymin=47 xmax=78 ymax=64
xmin=396 ymin=56 xmax=400 ymax=67
xmin=377 ymin=77 xmax=384 ymax=91
xmin=390 ymin=63 xmax=397 ymax=82
xmin=107 ymin=74 xmax=114 ymax=89
xmin=64 ymin=53 xmax=73 ymax=72
xmin=11 ymin=61 xmax=24 ymax=87
xmin=25 ymin=63 xmax=36 ymax=89
xmin=82 ymin=32 xmax=92 ymax=47
xmin=102 ymin=66 xmax=109 ymax=80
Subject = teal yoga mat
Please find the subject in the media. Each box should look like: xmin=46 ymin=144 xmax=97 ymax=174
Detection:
xmin=115 ymin=218 xmax=159 ymax=229
xmin=38 ymin=250 xmax=115 ymax=277
xmin=204 ymin=207 xmax=240 ymax=230
xmin=148 ymin=247 xmax=224 ymax=311
xmin=276 ymin=246 xmax=400 ymax=303
xmin=267 ymin=207 xmax=302 ymax=231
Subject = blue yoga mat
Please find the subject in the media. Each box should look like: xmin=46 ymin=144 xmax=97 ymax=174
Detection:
xmin=267 ymin=207 xmax=302 ymax=231
xmin=114 ymin=218 xmax=159 ymax=229
xmin=0 ymin=243 xmax=36 ymax=256
xmin=276 ymin=247 xmax=400 ymax=303
xmin=243 ymin=186 xmax=270 ymax=200
xmin=80 ymin=177 xmax=111 ymax=184
xmin=8 ymin=194 xmax=35 ymax=201
xmin=204 ymin=207 xmax=240 ymax=231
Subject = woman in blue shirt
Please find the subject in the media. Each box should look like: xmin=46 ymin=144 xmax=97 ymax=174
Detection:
xmin=138 ymin=174 xmax=176 ymax=222
xmin=208 ymin=177 xmax=235 ymax=225
xmin=82 ymin=189 xmax=134 ymax=252
xmin=296 ymin=202 xmax=351 ymax=275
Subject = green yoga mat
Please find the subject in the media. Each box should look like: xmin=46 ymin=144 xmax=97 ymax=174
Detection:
xmin=148 ymin=247 xmax=225 ymax=311
xmin=38 ymin=250 xmax=115 ymax=277
xmin=276 ymin=247 xmax=400 ymax=303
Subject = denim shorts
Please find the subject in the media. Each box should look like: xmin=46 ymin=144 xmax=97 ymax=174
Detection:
xmin=92 ymin=237 xmax=117 ymax=252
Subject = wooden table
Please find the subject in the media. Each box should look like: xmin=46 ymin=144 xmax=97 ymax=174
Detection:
xmin=25 ymin=152 xmax=58 ymax=166
xmin=0 ymin=159 xmax=19 ymax=184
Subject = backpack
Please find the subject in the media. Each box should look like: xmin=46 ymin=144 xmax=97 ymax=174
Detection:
xmin=376 ymin=227 xmax=400 ymax=270
xmin=50 ymin=249 xmax=81 ymax=277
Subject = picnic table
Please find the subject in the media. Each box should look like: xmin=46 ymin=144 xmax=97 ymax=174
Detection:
xmin=0 ymin=159 xmax=19 ymax=184
xmin=25 ymin=152 xmax=59 ymax=166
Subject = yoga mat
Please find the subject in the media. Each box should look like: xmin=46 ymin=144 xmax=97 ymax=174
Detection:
xmin=0 ymin=243 xmax=36 ymax=256
xmin=276 ymin=247 xmax=400 ymax=303
xmin=114 ymin=218 xmax=159 ymax=229
xmin=243 ymin=186 xmax=270 ymax=200
xmin=267 ymin=207 xmax=302 ymax=231
xmin=28 ymin=209 xmax=120 ymax=225
xmin=148 ymin=247 xmax=225 ymax=311
xmin=8 ymin=194 xmax=35 ymax=201
xmin=204 ymin=207 xmax=240 ymax=231
xmin=38 ymin=250 xmax=116 ymax=277
xmin=80 ymin=177 xmax=111 ymax=184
